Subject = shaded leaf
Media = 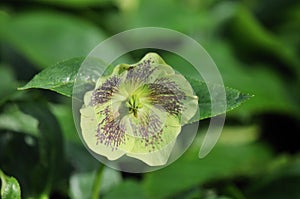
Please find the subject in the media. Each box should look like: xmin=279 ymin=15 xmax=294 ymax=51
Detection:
xmin=0 ymin=104 xmax=39 ymax=136
xmin=143 ymin=135 xmax=272 ymax=199
xmin=70 ymin=172 xmax=94 ymax=199
xmin=228 ymin=5 xmax=300 ymax=76
xmin=117 ymin=0 xmax=216 ymax=34
xmin=0 ymin=11 xmax=106 ymax=68
xmin=0 ymin=66 xmax=18 ymax=105
xmin=18 ymin=102 xmax=66 ymax=197
xmin=35 ymin=0 xmax=113 ymax=7
xmin=0 ymin=131 xmax=39 ymax=197
xmin=49 ymin=102 xmax=80 ymax=143
xmin=70 ymin=167 xmax=122 ymax=199
xmin=204 ymin=41 xmax=299 ymax=118
xmin=245 ymin=157 xmax=300 ymax=199
xmin=103 ymin=180 xmax=147 ymax=199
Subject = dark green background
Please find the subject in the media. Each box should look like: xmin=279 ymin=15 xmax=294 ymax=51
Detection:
xmin=0 ymin=0 xmax=300 ymax=198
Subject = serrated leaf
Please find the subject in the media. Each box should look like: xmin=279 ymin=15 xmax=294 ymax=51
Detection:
xmin=19 ymin=57 xmax=251 ymax=120
xmin=187 ymin=78 xmax=253 ymax=121
xmin=0 ymin=170 xmax=21 ymax=199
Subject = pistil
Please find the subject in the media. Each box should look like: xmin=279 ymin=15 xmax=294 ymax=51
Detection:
xmin=126 ymin=94 xmax=143 ymax=117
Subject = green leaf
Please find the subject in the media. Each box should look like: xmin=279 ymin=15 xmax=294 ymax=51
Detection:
xmin=204 ymin=40 xmax=299 ymax=118
xmin=0 ymin=66 xmax=18 ymax=105
xmin=49 ymin=102 xmax=80 ymax=143
xmin=0 ymin=170 xmax=21 ymax=199
xmin=228 ymin=5 xmax=300 ymax=76
xmin=0 ymin=102 xmax=65 ymax=198
xmin=70 ymin=167 xmax=122 ymax=199
xmin=0 ymin=11 xmax=106 ymax=68
xmin=19 ymin=57 xmax=251 ymax=120
xmin=188 ymin=78 xmax=252 ymax=121
xmin=143 ymin=137 xmax=273 ymax=199
xmin=103 ymin=180 xmax=148 ymax=199
xmin=18 ymin=57 xmax=84 ymax=97
xmin=245 ymin=157 xmax=300 ymax=199
xmin=34 ymin=0 xmax=113 ymax=7
xmin=116 ymin=0 xmax=217 ymax=34
xmin=18 ymin=102 xmax=66 ymax=197
xmin=0 ymin=104 xmax=39 ymax=136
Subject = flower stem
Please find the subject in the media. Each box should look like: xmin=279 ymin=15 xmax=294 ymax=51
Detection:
xmin=91 ymin=164 xmax=105 ymax=199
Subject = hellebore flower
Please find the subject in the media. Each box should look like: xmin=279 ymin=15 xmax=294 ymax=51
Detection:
xmin=80 ymin=53 xmax=198 ymax=166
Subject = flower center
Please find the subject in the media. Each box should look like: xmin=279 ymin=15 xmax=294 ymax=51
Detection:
xmin=126 ymin=94 xmax=143 ymax=117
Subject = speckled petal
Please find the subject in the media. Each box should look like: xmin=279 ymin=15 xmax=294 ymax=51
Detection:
xmin=147 ymin=74 xmax=198 ymax=124
xmin=80 ymin=106 xmax=126 ymax=160
xmin=80 ymin=52 xmax=198 ymax=166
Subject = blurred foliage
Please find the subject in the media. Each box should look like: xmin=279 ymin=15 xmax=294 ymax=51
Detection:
xmin=0 ymin=0 xmax=300 ymax=198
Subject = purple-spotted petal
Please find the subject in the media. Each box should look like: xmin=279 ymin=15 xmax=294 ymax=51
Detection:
xmin=80 ymin=52 xmax=198 ymax=166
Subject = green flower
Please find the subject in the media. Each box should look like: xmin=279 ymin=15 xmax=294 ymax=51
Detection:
xmin=80 ymin=53 xmax=198 ymax=166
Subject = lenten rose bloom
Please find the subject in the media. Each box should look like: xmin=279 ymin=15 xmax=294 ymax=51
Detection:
xmin=80 ymin=53 xmax=198 ymax=166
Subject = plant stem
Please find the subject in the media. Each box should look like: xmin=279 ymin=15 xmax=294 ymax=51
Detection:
xmin=91 ymin=164 xmax=105 ymax=199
